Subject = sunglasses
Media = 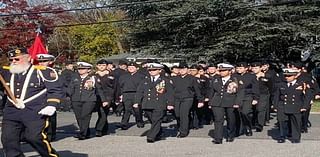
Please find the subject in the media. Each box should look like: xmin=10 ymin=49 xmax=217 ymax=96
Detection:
xmin=9 ymin=58 xmax=20 ymax=62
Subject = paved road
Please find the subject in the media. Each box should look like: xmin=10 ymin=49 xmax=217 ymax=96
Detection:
xmin=0 ymin=112 xmax=320 ymax=157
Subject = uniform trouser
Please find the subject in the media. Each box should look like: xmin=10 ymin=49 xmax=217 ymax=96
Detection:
xmin=61 ymin=97 xmax=72 ymax=112
xmin=174 ymin=98 xmax=194 ymax=135
xmin=212 ymin=107 xmax=236 ymax=140
xmin=121 ymin=97 xmax=143 ymax=126
xmin=1 ymin=118 xmax=59 ymax=157
xmin=240 ymin=100 xmax=253 ymax=132
xmin=72 ymin=101 xmax=96 ymax=136
xmin=256 ymin=94 xmax=270 ymax=129
xmin=301 ymin=107 xmax=311 ymax=131
xmin=279 ymin=113 xmax=302 ymax=140
xmin=95 ymin=104 xmax=110 ymax=133
xmin=190 ymin=100 xmax=202 ymax=129
xmin=115 ymin=102 xmax=124 ymax=114
xmin=47 ymin=112 xmax=57 ymax=141
xmin=144 ymin=109 xmax=165 ymax=140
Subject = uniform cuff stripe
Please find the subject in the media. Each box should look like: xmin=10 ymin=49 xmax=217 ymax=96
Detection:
xmin=47 ymin=98 xmax=60 ymax=103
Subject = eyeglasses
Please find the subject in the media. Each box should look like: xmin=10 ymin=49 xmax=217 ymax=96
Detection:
xmin=9 ymin=58 xmax=20 ymax=62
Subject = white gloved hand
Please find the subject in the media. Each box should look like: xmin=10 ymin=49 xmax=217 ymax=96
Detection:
xmin=15 ymin=99 xmax=25 ymax=109
xmin=38 ymin=106 xmax=56 ymax=116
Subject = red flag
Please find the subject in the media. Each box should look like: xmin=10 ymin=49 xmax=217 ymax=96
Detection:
xmin=28 ymin=35 xmax=48 ymax=60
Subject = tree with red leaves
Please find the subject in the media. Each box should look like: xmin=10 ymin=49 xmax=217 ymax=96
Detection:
xmin=0 ymin=0 xmax=66 ymax=53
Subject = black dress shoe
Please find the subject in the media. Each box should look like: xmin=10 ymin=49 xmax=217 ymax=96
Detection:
xmin=116 ymin=124 xmax=128 ymax=130
xmin=245 ymin=130 xmax=253 ymax=136
xmin=177 ymin=133 xmax=188 ymax=138
xmin=137 ymin=123 xmax=145 ymax=128
xmin=95 ymin=131 xmax=103 ymax=137
xmin=256 ymin=127 xmax=263 ymax=132
xmin=147 ymin=138 xmax=155 ymax=143
xmin=301 ymin=129 xmax=308 ymax=133
xmin=78 ymin=135 xmax=87 ymax=140
xmin=73 ymin=134 xmax=80 ymax=138
xmin=291 ymin=140 xmax=300 ymax=143
xmin=226 ymin=138 xmax=234 ymax=142
xmin=277 ymin=139 xmax=285 ymax=143
xmin=212 ymin=139 xmax=222 ymax=144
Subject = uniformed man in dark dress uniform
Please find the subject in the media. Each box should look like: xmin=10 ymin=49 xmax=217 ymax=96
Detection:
xmin=117 ymin=61 xmax=145 ymax=130
xmin=234 ymin=62 xmax=259 ymax=136
xmin=289 ymin=62 xmax=319 ymax=133
xmin=134 ymin=63 xmax=174 ymax=143
xmin=113 ymin=59 xmax=128 ymax=116
xmin=208 ymin=63 xmax=241 ymax=144
xmin=189 ymin=64 xmax=210 ymax=129
xmin=94 ymin=59 xmax=115 ymax=137
xmin=60 ymin=61 xmax=76 ymax=112
xmin=251 ymin=62 xmax=272 ymax=132
xmin=170 ymin=63 xmax=204 ymax=138
xmin=36 ymin=54 xmax=59 ymax=142
xmin=67 ymin=62 xmax=100 ymax=140
xmin=261 ymin=61 xmax=278 ymax=123
xmin=1 ymin=48 xmax=62 ymax=157
xmin=274 ymin=68 xmax=310 ymax=143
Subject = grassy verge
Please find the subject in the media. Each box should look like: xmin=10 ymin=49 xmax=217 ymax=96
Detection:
xmin=312 ymin=101 xmax=320 ymax=112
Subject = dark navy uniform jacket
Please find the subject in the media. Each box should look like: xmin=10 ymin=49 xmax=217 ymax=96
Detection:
xmin=274 ymin=80 xmax=311 ymax=114
xmin=118 ymin=72 xmax=145 ymax=100
xmin=67 ymin=74 xmax=100 ymax=102
xmin=0 ymin=65 xmax=63 ymax=121
xmin=170 ymin=75 xmax=204 ymax=101
xmin=135 ymin=76 xmax=174 ymax=110
xmin=95 ymin=73 xmax=115 ymax=103
xmin=234 ymin=73 xmax=260 ymax=101
xmin=208 ymin=76 xmax=241 ymax=108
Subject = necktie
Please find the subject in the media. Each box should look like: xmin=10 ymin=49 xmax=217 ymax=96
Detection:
xmin=288 ymin=83 xmax=292 ymax=87
xmin=152 ymin=76 xmax=155 ymax=82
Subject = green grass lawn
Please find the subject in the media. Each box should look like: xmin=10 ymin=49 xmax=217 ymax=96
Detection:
xmin=312 ymin=101 xmax=320 ymax=112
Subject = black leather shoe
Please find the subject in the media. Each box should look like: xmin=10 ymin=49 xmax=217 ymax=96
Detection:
xmin=73 ymin=134 xmax=80 ymax=138
xmin=116 ymin=124 xmax=128 ymax=130
xmin=277 ymin=139 xmax=285 ymax=143
xmin=137 ymin=123 xmax=145 ymax=128
xmin=78 ymin=135 xmax=87 ymax=140
xmin=177 ymin=133 xmax=188 ymax=138
xmin=147 ymin=138 xmax=155 ymax=143
xmin=301 ymin=129 xmax=308 ymax=133
xmin=291 ymin=140 xmax=300 ymax=143
xmin=256 ymin=127 xmax=263 ymax=132
xmin=212 ymin=139 xmax=222 ymax=144
xmin=226 ymin=138 xmax=234 ymax=142
xmin=95 ymin=131 xmax=103 ymax=137
xmin=245 ymin=130 xmax=253 ymax=136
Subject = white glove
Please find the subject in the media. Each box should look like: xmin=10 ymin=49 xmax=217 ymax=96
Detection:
xmin=15 ymin=99 xmax=25 ymax=109
xmin=38 ymin=106 xmax=56 ymax=116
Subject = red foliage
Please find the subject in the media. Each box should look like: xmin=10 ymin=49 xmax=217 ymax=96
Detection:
xmin=0 ymin=0 xmax=69 ymax=52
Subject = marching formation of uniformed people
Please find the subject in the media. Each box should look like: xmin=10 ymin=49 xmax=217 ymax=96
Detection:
xmin=1 ymin=47 xmax=320 ymax=157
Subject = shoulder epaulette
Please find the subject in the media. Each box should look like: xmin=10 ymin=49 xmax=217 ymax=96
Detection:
xmin=2 ymin=66 xmax=10 ymax=70
xmin=34 ymin=65 xmax=47 ymax=70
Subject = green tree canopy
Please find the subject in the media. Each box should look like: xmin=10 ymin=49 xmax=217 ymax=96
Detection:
xmin=114 ymin=0 xmax=320 ymax=63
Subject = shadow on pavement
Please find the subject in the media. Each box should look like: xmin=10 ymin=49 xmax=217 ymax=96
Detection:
xmin=28 ymin=151 xmax=88 ymax=157
xmin=1 ymin=144 xmax=88 ymax=157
